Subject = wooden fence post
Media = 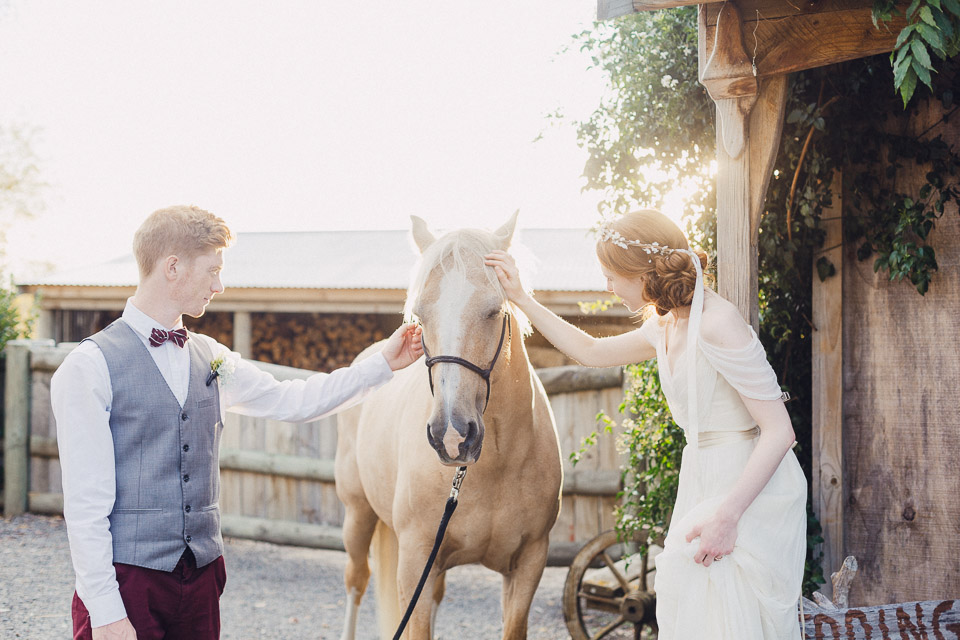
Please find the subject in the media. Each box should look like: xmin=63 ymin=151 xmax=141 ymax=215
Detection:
xmin=233 ymin=311 xmax=252 ymax=357
xmin=4 ymin=340 xmax=33 ymax=518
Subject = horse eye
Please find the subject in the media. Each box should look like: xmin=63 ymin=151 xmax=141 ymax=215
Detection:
xmin=485 ymin=309 xmax=500 ymax=320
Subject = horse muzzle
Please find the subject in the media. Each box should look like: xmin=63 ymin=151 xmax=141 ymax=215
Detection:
xmin=426 ymin=415 xmax=484 ymax=466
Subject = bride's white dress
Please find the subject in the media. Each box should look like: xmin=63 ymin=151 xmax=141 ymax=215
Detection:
xmin=640 ymin=299 xmax=807 ymax=640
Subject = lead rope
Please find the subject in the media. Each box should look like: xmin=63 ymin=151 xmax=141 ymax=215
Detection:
xmin=392 ymin=466 xmax=468 ymax=640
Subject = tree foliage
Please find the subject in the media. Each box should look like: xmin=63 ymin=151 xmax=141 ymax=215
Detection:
xmin=874 ymin=0 xmax=960 ymax=105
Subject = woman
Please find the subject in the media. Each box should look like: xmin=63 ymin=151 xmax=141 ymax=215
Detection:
xmin=484 ymin=210 xmax=806 ymax=639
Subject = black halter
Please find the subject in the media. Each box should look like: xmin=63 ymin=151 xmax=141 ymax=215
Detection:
xmin=421 ymin=314 xmax=510 ymax=413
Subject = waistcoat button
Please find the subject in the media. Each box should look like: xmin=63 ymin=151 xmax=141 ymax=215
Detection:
xmin=182 ymin=444 xmax=190 ymax=452
xmin=181 ymin=413 xmax=188 ymax=421
xmin=183 ymin=474 xmax=190 ymax=483
xmin=185 ymin=535 xmax=192 ymax=543
xmin=185 ymin=505 xmax=191 ymax=513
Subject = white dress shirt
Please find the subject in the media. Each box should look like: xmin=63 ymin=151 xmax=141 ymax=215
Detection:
xmin=51 ymin=300 xmax=393 ymax=627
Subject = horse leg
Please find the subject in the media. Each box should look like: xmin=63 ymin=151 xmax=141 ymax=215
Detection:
xmin=339 ymin=501 xmax=378 ymax=640
xmin=395 ymin=545 xmax=441 ymax=640
xmin=500 ymin=539 xmax=550 ymax=640
xmin=430 ymin=571 xmax=446 ymax=636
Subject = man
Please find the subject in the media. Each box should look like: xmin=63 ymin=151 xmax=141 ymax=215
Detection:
xmin=51 ymin=205 xmax=423 ymax=639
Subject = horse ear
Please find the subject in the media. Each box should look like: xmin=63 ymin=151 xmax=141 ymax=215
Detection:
xmin=493 ymin=210 xmax=519 ymax=249
xmin=410 ymin=215 xmax=436 ymax=254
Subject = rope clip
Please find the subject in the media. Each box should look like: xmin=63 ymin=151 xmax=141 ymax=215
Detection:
xmin=450 ymin=466 xmax=467 ymax=500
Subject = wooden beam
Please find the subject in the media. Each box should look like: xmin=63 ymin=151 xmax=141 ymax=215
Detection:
xmin=23 ymin=285 xmax=618 ymax=318
xmin=748 ymin=74 xmax=788 ymax=239
xmin=28 ymin=491 xmax=63 ymax=515
xmin=221 ymin=514 xmax=346 ymax=551
xmin=597 ymin=0 xmax=699 ymax=20
xmin=219 ymin=449 xmax=335 ymax=482
xmin=219 ymin=514 xmax=584 ymax=565
xmin=699 ymin=0 xmax=789 ymax=327
xmin=29 ymin=435 xmax=59 ymax=458
xmin=602 ymin=0 xmax=905 ymax=76
xmin=711 ymin=73 xmax=788 ymax=328
xmin=33 ymin=435 xmax=621 ymax=497
xmin=27 ymin=343 xmax=76 ymax=373
xmin=812 ymin=170 xmax=845 ymax=587
xmin=3 ymin=341 xmax=32 ymax=517
xmin=561 ymin=469 xmax=622 ymax=496
xmin=536 ymin=365 xmax=623 ymax=395
xmin=700 ymin=0 xmax=758 ymax=159
xmin=701 ymin=0 xmax=906 ymax=78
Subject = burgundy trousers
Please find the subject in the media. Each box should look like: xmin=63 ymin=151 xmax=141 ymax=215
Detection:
xmin=72 ymin=552 xmax=227 ymax=640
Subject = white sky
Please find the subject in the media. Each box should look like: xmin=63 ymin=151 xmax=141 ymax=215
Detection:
xmin=0 ymin=0 xmax=611 ymax=279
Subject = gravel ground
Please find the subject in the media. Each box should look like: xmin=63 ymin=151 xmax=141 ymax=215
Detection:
xmin=0 ymin=513 xmax=571 ymax=639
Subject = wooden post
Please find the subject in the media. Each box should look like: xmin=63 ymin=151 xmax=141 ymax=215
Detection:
xmin=3 ymin=340 xmax=32 ymax=517
xmin=233 ymin=311 xmax=252 ymax=357
xmin=699 ymin=1 xmax=787 ymax=329
xmin=812 ymin=170 xmax=844 ymax=583
xmin=36 ymin=308 xmax=54 ymax=341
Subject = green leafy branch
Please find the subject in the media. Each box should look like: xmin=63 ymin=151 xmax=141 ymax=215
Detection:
xmin=874 ymin=0 xmax=960 ymax=105
xmin=571 ymin=360 xmax=685 ymax=547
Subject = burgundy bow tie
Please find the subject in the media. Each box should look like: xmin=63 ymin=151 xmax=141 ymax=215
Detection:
xmin=149 ymin=327 xmax=189 ymax=348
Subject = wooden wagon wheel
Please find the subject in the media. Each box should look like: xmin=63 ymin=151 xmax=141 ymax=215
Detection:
xmin=562 ymin=529 xmax=658 ymax=640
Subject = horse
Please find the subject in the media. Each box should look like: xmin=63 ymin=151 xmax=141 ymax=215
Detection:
xmin=334 ymin=213 xmax=563 ymax=639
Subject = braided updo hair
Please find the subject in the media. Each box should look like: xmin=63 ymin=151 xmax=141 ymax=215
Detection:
xmin=595 ymin=210 xmax=711 ymax=317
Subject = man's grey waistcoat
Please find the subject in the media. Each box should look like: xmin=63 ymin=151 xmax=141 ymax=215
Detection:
xmin=86 ymin=320 xmax=223 ymax=571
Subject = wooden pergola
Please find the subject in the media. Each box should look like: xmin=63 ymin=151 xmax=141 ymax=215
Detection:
xmin=599 ymin=0 xmax=906 ymax=606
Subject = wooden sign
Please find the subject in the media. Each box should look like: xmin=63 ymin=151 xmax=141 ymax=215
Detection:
xmin=803 ymin=599 xmax=960 ymax=639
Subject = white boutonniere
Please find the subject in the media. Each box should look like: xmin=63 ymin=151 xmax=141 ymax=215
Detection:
xmin=205 ymin=349 xmax=238 ymax=387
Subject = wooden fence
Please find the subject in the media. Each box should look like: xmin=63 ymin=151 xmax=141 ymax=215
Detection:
xmin=4 ymin=339 xmax=627 ymax=564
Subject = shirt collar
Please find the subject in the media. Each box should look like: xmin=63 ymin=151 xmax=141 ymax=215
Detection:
xmin=122 ymin=299 xmax=185 ymax=341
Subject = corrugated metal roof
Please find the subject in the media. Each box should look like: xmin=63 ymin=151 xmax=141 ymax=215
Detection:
xmin=20 ymin=229 xmax=606 ymax=292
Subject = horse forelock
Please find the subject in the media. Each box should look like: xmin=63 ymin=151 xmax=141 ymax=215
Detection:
xmin=403 ymin=228 xmax=531 ymax=335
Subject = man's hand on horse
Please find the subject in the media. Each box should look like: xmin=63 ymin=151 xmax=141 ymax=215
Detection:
xmin=484 ymin=250 xmax=529 ymax=304
xmin=381 ymin=322 xmax=424 ymax=370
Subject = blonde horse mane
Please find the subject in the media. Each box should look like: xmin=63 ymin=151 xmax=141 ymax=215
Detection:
xmin=402 ymin=227 xmax=532 ymax=335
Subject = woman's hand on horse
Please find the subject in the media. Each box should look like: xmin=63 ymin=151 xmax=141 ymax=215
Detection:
xmin=685 ymin=509 xmax=739 ymax=568
xmin=381 ymin=322 xmax=424 ymax=371
xmin=484 ymin=250 xmax=529 ymax=304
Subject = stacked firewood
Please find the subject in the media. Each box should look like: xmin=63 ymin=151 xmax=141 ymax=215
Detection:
xmin=185 ymin=312 xmax=234 ymax=349
xmin=251 ymin=312 xmax=391 ymax=372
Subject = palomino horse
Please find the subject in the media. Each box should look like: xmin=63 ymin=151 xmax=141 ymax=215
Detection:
xmin=335 ymin=213 xmax=563 ymax=639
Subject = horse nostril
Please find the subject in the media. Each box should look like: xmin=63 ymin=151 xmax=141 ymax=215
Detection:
xmin=465 ymin=420 xmax=479 ymax=443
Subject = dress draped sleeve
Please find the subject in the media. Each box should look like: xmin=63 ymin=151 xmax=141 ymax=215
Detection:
xmin=697 ymin=327 xmax=784 ymax=401
xmin=638 ymin=314 xmax=661 ymax=353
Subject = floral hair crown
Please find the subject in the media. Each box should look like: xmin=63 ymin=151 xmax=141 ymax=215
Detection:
xmin=597 ymin=221 xmax=693 ymax=259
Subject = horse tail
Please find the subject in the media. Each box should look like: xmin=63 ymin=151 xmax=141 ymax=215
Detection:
xmin=371 ymin=520 xmax=402 ymax=639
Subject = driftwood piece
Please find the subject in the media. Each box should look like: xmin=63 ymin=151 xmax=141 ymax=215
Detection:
xmin=831 ymin=556 xmax=858 ymax=609
xmin=811 ymin=555 xmax=858 ymax=610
